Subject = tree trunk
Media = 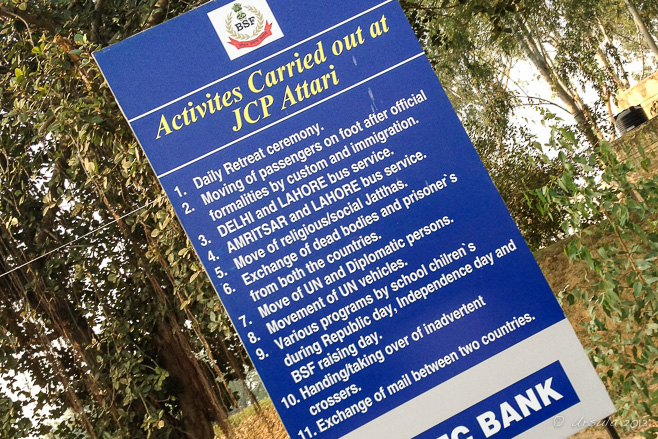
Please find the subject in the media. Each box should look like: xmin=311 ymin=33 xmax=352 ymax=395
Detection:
xmin=0 ymin=240 xmax=99 ymax=439
xmin=220 ymin=335 xmax=262 ymax=412
xmin=594 ymin=43 xmax=628 ymax=92
xmin=153 ymin=317 xmax=231 ymax=438
xmin=0 ymin=211 xmax=126 ymax=434
xmin=624 ymin=0 xmax=658 ymax=58
xmin=75 ymin=156 xmax=232 ymax=437
xmin=515 ymin=19 xmax=601 ymax=147
xmin=596 ymin=17 xmax=631 ymax=89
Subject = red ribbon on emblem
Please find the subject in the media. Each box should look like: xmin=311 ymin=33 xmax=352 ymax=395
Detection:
xmin=228 ymin=21 xmax=273 ymax=50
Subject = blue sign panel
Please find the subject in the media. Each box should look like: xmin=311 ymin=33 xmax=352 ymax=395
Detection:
xmin=95 ymin=1 xmax=614 ymax=438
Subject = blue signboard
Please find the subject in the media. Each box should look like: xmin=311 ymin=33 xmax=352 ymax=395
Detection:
xmin=95 ymin=1 xmax=615 ymax=437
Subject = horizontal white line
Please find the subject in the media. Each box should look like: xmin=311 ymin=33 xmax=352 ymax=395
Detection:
xmin=0 ymin=197 xmax=164 ymax=279
xmin=157 ymin=52 xmax=425 ymax=178
xmin=128 ymin=0 xmax=395 ymax=123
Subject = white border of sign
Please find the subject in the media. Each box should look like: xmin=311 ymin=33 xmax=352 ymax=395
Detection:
xmin=340 ymin=320 xmax=614 ymax=438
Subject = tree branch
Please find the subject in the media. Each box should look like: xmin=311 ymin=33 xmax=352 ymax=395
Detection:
xmin=0 ymin=5 xmax=55 ymax=33
xmin=90 ymin=0 xmax=106 ymax=45
xmin=399 ymin=0 xmax=460 ymax=12
xmin=517 ymin=96 xmax=571 ymax=114
xmin=147 ymin=0 xmax=169 ymax=27
xmin=0 ymin=6 xmax=34 ymax=45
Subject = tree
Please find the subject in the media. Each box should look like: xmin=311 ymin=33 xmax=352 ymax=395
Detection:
xmin=624 ymin=0 xmax=658 ymax=58
xmin=514 ymin=10 xmax=604 ymax=147
xmin=402 ymin=0 xmax=658 ymax=248
xmin=0 ymin=1 xmax=256 ymax=437
xmin=402 ymin=0 xmax=575 ymax=248
xmin=531 ymin=131 xmax=658 ymax=438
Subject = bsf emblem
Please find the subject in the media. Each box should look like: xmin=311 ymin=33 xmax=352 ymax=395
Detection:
xmin=225 ymin=3 xmax=272 ymax=50
xmin=208 ymin=0 xmax=284 ymax=59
